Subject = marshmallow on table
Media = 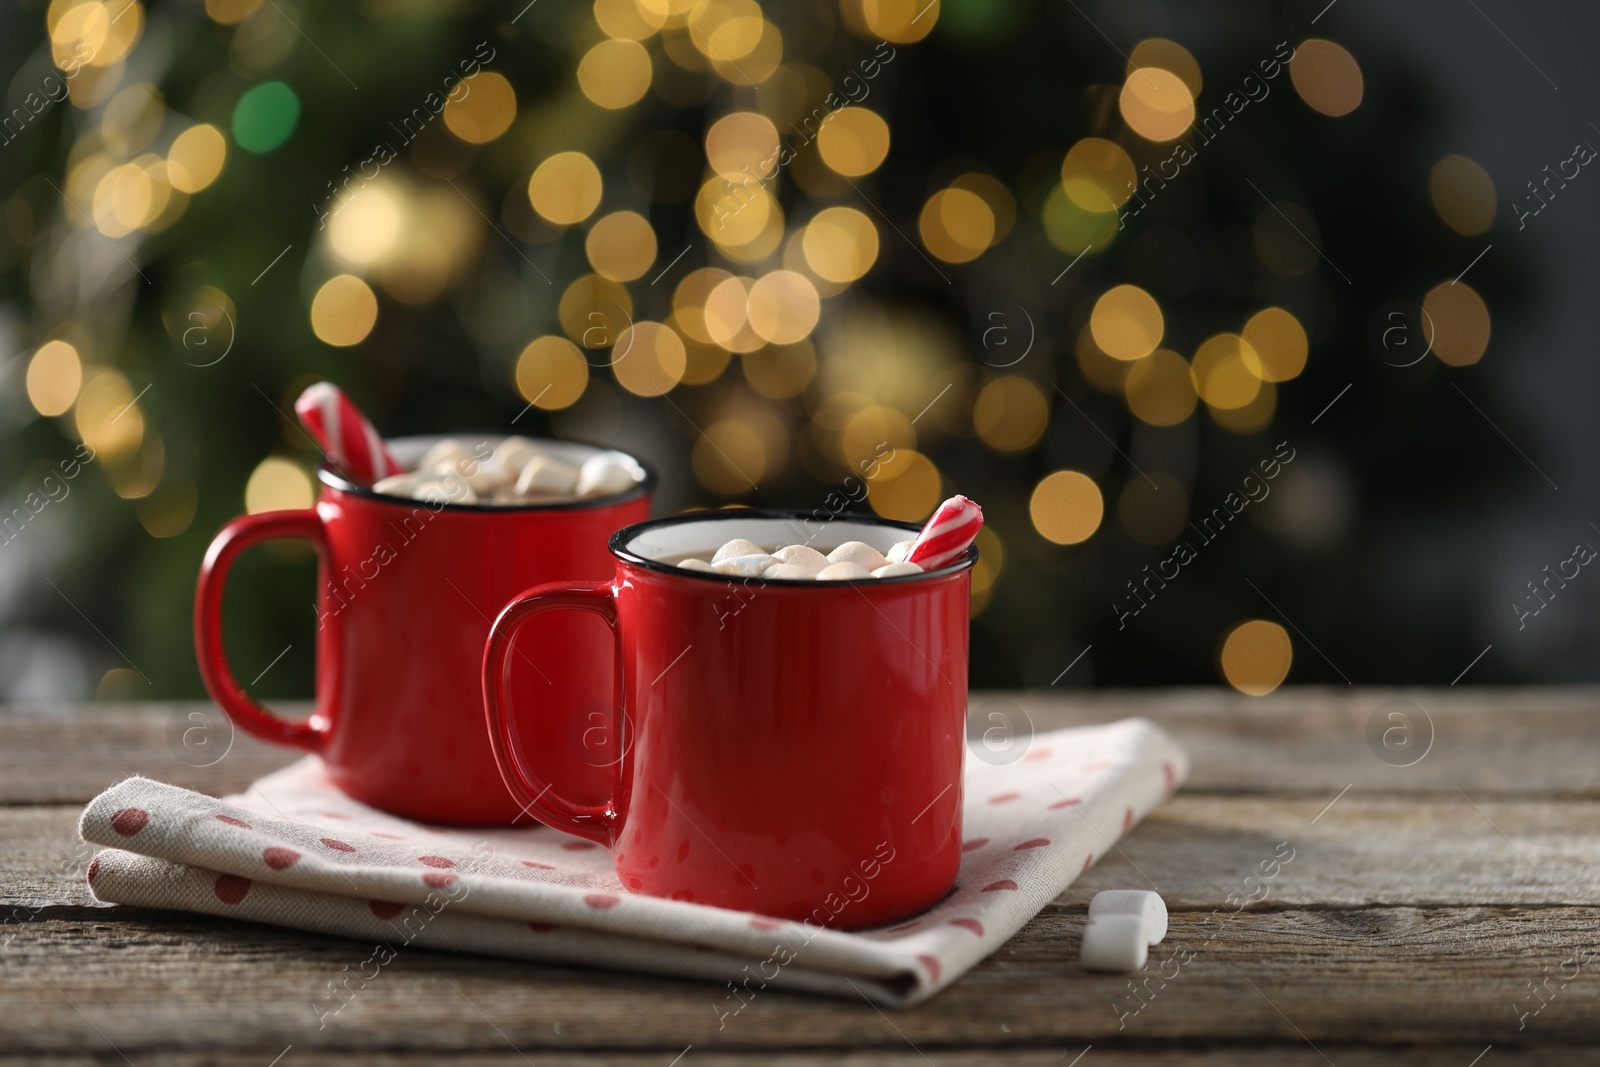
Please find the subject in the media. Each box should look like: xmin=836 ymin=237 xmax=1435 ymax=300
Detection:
xmin=871 ymin=561 xmax=923 ymax=578
xmin=827 ymin=541 xmax=890 ymax=571
xmin=1088 ymin=889 xmax=1168 ymax=945
xmin=577 ymin=454 xmax=637 ymax=497
xmin=712 ymin=539 xmax=766 ymax=563
xmin=816 ymin=561 xmax=871 ymax=580
xmin=1080 ymin=914 xmax=1150 ymax=972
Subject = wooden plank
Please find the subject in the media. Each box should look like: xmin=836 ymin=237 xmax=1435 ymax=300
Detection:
xmin=5 ymin=797 xmax=1599 ymax=1052
xmin=8 ymin=687 xmax=1600 ymax=804
xmin=0 ymin=1051 xmax=1586 ymax=1066
xmin=5 ymin=903 xmax=1598 ymax=1052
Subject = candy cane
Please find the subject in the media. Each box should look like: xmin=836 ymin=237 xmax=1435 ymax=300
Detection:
xmin=293 ymin=382 xmax=401 ymax=486
xmin=905 ymin=494 xmax=983 ymax=571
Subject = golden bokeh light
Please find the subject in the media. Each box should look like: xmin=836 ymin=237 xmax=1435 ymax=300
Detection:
xmin=167 ymin=123 xmax=226 ymax=193
xmin=693 ymin=413 xmax=785 ymax=494
xmin=676 ymin=326 xmax=734 ymax=385
xmin=1120 ymin=67 xmax=1195 ymax=142
xmin=695 ymin=175 xmax=778 ymax=250
xmin=109 ymin=430 xmax=163 ymax=500
xmin=1220 ymin=619 xmax=1293 ymax=695
xmin=859 ymin=0 xmax=938 ymax=43
xmin=26 ymin=340 xmax=83 ymax=417
xmin=1422 ymin=281 xmax=1491 ymax=366
xmin=951 ymin=172 xmax=1016 ymax=242
xmin=817 ymin=107 xmax=890 ymax=177
xmin=1290 ymin=38 xmax=1364 ymax=117
xmin=868 ymin=449 xmax=942 ymax=522
xmin=1191 ymin=333 xmax=1263 ymax=410
xmin=577 ymin=38 xmax=653 ymax=109
xmin=841 ymin=404 xmax=915 ymax=470
xmin=310 ymin=275 xmax=378 ymax=347
xmin=1060 ymin=137 xmax=1136 ymax=213
xmin=1430 ymin=154 xmax=1496 ymax=236
xmin=746 ymin=270 xmax=821 ymax=344
xmin=1241 ymin=307 xmax=1308 ymax=382
xmin=516 ymin=336 xmax=590 ymax=409
xmin=442 ymin=72 xmax=517 ymax=144
xmin=528 ymin=152 xmax=603 ymax=225
xmin=1117 ymin=473 xmax=1188 ymax=545
xmin=1077 ymin=323 xmax=1132 ymax=394
xmin=1030 ymin=470 xmax=1103 ymax=545
xmin=206 ymin=0 xmax=264 ymax=24
xmin=75 ymin=369 xmax=144 ymax=458
xmin=585 ymin=210 xmax=658 ymax=282
xmin=673 ymin=267 xmax=736 ymax=343
xmin=1127 ymin=38 xmax=1202 ymax=95
xmin=742 ymin=341 xmax=817 ymax=398
xmin=328 ymin=184 xmax=402 ymax=264
xmin=594 ymin=0 xmax=663 ymax=40
xmin=1091 ymin=284 xmax=1164 ymax=361
xmin=919 ymin=187 xmax=995 ymax=264
xmin=702 ymin=275 xmax=765 ymax=352
xmin=1209 ymin=378 xmax=1276 ymax=435
xmin=710 ymin=19 xmax=783 ymax=86
xmin=968 ymin=525 xmax=1003 ymax=614
xmin=102 ymin=83 xmax=163 ymax=157
xmin=559 ymin=273 xmax=634 ymax=350
xmin=705 ymin=111 xmax=780 ymax=180
xmin=973 ymin=376 xmax=1049 ymax=453
xmin=92 ymin=162 xmax=154 ymax=237
xmin=802 ymin=206 xmax=879 ymax=282
xmin=245 ymin=457 xmax=314 ymax=514
xmin=1124 ymin=349 xmax=1196 ymax=426
xmin=612 ymin=320 xmax=687 ymax=397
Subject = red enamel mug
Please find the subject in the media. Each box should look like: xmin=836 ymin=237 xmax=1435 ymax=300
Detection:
xmin=195 ymin=435 xmax=653 ymax=826
xmin=483 ymin=512 xmax=972 ymax=928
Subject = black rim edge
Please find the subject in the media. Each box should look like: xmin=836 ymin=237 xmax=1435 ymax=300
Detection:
xmin=608 ymin=510 xmax=978 ymax=586
xmin=317 ymin=434 xmax=658 ymax=513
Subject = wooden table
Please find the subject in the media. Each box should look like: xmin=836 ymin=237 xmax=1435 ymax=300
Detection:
xmin=6 ymin=688 xmax=1600 ymax=1064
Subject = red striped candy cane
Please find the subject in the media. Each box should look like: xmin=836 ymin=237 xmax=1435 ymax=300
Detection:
xmin=293 ymin=382 xmax=401 ymax=485
xmin=906 ymin=495 xmax=983 ymax=571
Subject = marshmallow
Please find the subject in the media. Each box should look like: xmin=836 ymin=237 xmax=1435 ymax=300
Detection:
xmin=435 ymin=453 xmax=513 ymax=493
xmin=827 ymin=541 xmax=889 ymax=571
xmin=419 ymin=438 xmax=471 ymax=471
xmin=677 ymin=558 xmax=716 ymax=572
xmin=871 ymin=562 xmax=924 ymax=578
xmin=1080 ymin=914 xmax=1150 ymax=972
xmin=372 ymin=473 xmax=424 ymax=497
xmin=816 ymin=561 xmax=871 ymax=580
xmin=516 ymin=455 xmax=580 ymax=497
xmin=887 ymin=540 xmax=915 ymax=564
xmin=412 ymin=478 xmax=477 ymax=505
xmin=713 ymin=553 xmax=776 ymax=577
xmin=496 ymin=435 xmax=540 ymax=471
xmin=762 ymin=563 xmax=814 ymax=580
xmin=771 ymin=544 xmax=829 ymax=573
xmin=713 ymin=538 xmax=767 ymax=563
xmin=1088 ymin=890 xmax=1167 ymax=946
xmin=576 ymin=454 xmax=638 ymax=497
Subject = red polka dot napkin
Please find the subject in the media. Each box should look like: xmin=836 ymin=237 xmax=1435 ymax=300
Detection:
xmin=78 ymin=718 xmax=1186 ymax=1008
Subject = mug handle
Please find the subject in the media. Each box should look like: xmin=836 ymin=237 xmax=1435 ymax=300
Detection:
xmin=193 ymin=509 xmax=332 ymax=753
xmin=483 ymin=581 xmax=621 ymax=847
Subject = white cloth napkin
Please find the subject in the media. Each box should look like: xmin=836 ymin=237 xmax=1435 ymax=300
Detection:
xmin=79 ymin=719 xmax=1187 ymax=1008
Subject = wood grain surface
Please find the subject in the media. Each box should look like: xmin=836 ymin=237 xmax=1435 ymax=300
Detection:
xmin=4 ymin=689 xmax=1598 ymax=1062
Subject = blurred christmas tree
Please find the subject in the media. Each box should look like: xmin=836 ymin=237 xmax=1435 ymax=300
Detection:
xmin=0 ymin=0 xmax=1530 ymax=702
